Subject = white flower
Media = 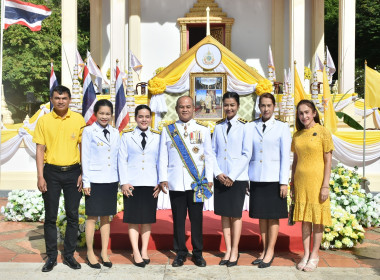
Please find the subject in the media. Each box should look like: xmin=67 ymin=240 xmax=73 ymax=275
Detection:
xmin=343 ymin=200 xmax=349 ymax=206
xmin=347 ymin=187 xmax=353 ymax=193
xmin=366 ymin=193 xmax=373 ymax=199
xmin=351 ymin=206 xmax=359 ymax=213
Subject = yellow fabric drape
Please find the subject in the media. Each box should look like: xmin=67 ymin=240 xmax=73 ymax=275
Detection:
xmin=221 ymin=55 xmax=260 ymax=84
xmin=163 ymin=54 xmax=195 ymax=86
xmin=334 ymin=131 xmax=380 ymax=145
xmin=323 ymin=68 xmax=338 ymax=133
xmin=365 ymin=65 xmax=380 ymax=109
xmin=294 ymin=67 xmax=307 ymax=105
xmin=1 ymin=124 xmax=23 ymax=143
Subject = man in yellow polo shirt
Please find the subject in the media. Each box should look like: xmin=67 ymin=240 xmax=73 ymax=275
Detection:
xmin=33 ymin=85 xmax=86 ymax=272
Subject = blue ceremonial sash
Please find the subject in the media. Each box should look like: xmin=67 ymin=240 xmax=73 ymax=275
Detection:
xmin=166 ymin=123 xmax=213 ymax=203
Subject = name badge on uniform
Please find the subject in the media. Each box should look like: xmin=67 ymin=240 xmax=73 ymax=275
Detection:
xmin=71 ymin=133 xmax=76 ymax=140
xmin=190 ymin=130 xmax=203 ymax=144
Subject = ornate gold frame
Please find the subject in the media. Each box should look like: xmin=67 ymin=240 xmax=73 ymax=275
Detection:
xmin=190 ymin=72 xmax=227 ymax=121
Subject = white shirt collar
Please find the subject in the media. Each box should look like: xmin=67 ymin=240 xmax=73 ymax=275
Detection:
xmin=136 ymin=126 xmax=150 ymax=137
xmin=95 ymin=122 xmax=111 ymax=131
xmin=226 ymin=114 xmax=239 ymax=125
xmin=261 ymin=115 xmax=275 ymax=125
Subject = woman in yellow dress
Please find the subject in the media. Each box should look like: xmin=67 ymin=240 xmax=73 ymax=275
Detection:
xmin=290 ymin=100 xmax=334 ymax=272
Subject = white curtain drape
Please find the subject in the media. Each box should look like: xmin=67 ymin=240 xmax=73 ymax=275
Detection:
xmin=1 ymin=128 xmax=36 ymax=164
xmin=332 ymin=134 xmax=380 ymax=166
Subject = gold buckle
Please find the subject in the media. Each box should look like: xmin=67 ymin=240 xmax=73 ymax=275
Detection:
xmin=61 ymin=166 xmax=70 ymax=171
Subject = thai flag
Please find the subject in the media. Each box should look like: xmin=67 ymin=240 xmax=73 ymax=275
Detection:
xmin=4 ymin=0 xmax=52 ymax=31
xmin=49 ymin=62 xmax=58 ymax=111
xmin=115 ymin=66 xmax=129 ymax=132
xmin=82 ymin=65 xmax=97 ymax=125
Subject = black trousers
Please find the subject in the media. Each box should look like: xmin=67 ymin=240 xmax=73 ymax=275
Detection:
xmin=169 ymin=190 xmax=204 ymax=257
xmin=42 ymin=164 xmax=82 ymax=258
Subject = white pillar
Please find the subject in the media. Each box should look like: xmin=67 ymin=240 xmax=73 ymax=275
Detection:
xmin=312 ymin=0 xmax=324 ymax=80
xmin=90 ymin=0 xmax=102 ymax=65
xmin=289 ymin=0 xmax=305 ymax=87
xmin=61 ymin=0 xmax=77 ymax=89
xmin=110 ymin=0 xmax=126 ymax=75
xmin=271 ymin=0 xmax=285 ymax=82
xmin=338 ymin=0 xmax=356 ymax=94
xmin=128 ymin=0 xmax=141 ymax=83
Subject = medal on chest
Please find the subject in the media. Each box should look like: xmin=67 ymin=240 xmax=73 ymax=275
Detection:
xmin=190 ymin=130 xmax=203 ymax=144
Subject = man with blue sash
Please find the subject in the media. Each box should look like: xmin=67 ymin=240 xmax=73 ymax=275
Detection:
xmin=159 ymin=96 xmax=213 ymax=267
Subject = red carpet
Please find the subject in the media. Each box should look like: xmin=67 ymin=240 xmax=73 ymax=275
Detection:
xmin=94 ymin=210 xmax=303 ymax=251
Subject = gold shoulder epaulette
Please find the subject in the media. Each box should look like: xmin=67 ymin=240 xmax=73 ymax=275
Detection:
xmin=123 ymin=128 xmax=134 ymax=134
xmin=215 ymin=119 xmax=225 ymax=125
xmin=150 ymin=128 xmax=161 ymax=135
xmin=196 ymin=120 xmax=208 ymax=127
xmin=238 ymin=118 xmax=248 ymax=124
xmin=164 ymin=120 xmax=176 ymax=126
xmin=275 ymin=118 xmax=286 ymax=123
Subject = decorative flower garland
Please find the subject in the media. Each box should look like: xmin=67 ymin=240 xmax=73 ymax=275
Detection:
xmin=148 ymin=77 xmax=166 ymax=95
xmin=255 ymin=79 xmax=273 ymax=96
xmin=304 ymin=66 xmax=312 ymax=80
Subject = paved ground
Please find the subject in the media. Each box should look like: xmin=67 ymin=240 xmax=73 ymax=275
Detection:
xmin=0 ymin=197 xmax=379 ymax=279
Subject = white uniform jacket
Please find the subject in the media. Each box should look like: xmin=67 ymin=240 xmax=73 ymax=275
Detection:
xmin=81 ymin=123 xmax=120 ymax=189
xmin=246 ymin=116 xmax=291 ymax=185
xmin=211 ymin=115 xmax=250 ymax=181
xmin=159 ymin=119 xmax=213 ymax=192
xmin=118 ymin=127 xmax=160 ymax=187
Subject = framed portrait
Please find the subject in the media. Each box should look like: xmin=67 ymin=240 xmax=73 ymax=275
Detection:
xmin=190 ymin=73 xmax=226 ymax=121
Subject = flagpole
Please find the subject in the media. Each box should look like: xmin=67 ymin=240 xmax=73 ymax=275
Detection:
xmin=0 ymin=0 xmax=6 ymax=176
xmin=293 ymin=60 xmax=296 ymax=132
xmin=363 ymin=60 xmax=367 ymax=179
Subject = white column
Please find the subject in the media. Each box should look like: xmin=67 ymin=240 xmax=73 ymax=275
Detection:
xmin=90 ymin=0 xmax=102 ymax=65
xmin=289 ymin=0 xmax=305 ymax=87
xmin=271 ymin=0 xmax=285 ymax=82
xmin=61 ymin=0 xmax=77 ymax=89
xmin=312 ymin=0 xmax=324 ymax=79
xmin=338 ymin=0 xmax=356 ymax=94
xmin=110 ymin=0 xmax=126 ymax=75
xmin=128 ymin=0 xmax=141 ymax=83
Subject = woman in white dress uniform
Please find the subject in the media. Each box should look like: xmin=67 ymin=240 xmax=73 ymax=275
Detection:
xmin=212 ymin=92 xmax=251 ymax=267
xmin=246 ymin=93 xmax=291 ymax=268
xmin=82 ymin=99 xmax=120 ymax=269
xmin=118 ymin=105 xmax=161 ymax=268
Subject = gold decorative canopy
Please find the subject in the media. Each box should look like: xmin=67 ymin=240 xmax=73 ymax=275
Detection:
xmin=178 ymin=0 xmax=234 ymax=55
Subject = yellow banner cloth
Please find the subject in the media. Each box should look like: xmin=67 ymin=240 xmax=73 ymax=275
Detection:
xmin=323 ymin=68 xmax=338 ymax=133
xmin=365 ymin=65 xmax=380 ymax=109
xmin=294 ymin=67 xmax=307 ymax=105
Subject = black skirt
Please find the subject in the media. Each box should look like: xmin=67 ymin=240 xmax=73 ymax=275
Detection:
xmin=249 ymin=181 xmax=288 ymax=219
xmin=85 ymin=182 xmax=118 ymax=216
xmin=123 ymin=186 xmax=158 ymax=224
xmin=214 ymin=179 xmax=247 ymax=218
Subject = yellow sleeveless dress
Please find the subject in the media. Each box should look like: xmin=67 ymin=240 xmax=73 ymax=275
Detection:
xmin=291 ymin=124 xmax=334 ymax=226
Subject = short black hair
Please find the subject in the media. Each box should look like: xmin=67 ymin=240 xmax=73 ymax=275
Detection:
xmin=222 ymin=91 xmax=240 ymax=105
xmin=52 ymin=85 xmax=71 ymax=98
xmin=135 ymin=104 xmax=152 ymax=116
xmin=94 ymin=99 xmax=113 ymax=115
xmin=259 ymin=92 xmax=275 ymax=106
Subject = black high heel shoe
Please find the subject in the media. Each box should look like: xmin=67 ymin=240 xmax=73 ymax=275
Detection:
xmin=143 ymin=258 xmax=150 ymax=264
xmin=258 ymin=255 xmax=275 ymax=268
xmin=251 ymin=258 xmax=263 ymax=265
xmin=100 ymin=256 xmax=113 ymax=268
xmin=133 ymin=255 xmax=146 ymax=268
xmin=227 ymin=253 xmax=240 ymax=267
xmin=86 ymin=256 xmax=101 ymax=269
xmin=219 ymin=259 xmax=229 ymax=265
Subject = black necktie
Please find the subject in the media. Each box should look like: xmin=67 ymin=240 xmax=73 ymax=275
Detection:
xmin=103 ymin=128 xmax=110 ymax=141
xmin=141 ymin=132 xmax=147 ymax=150
xmin=262 ymin=124 xmax=266 ymax=133
xmin=227 ymin=121 xmax=232 ymax=135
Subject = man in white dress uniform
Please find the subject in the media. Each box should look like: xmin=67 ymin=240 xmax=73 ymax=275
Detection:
xmin=159 ymin=96 xmax=213 ymax=267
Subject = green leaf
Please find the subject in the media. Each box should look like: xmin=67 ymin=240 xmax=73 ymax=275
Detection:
xmin=336 ymin=112 xmax=364 ymax=130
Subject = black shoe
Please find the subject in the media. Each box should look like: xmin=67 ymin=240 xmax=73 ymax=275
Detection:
xmin=86 ymin=256 xmax=101 ymax=269
xmin=258 ymin=256 xmax=275 ymax=268
xmin=42 ymin=257 xmax=57 ymax=272
xmin=100 ymin=256 xmax=113 ymax=268
xmin=133 ymin=256 xmax=146 ymax=268
xmin=227 ymin=253 xmax=240 ymax=267
xmin=172 ymin=255 xmax=186 ymax=267
xmin=219 ymin=259 xmax=229 ymax=265
xmin=143 ymin=258 xmax=150 ymax=265
xmin=191 ymin=255 xmax=206 ymax=267
xmin=63 ymin=256 xmax=81 ymax=270
xmin=252 ymin=258 xmax=263 ymax=265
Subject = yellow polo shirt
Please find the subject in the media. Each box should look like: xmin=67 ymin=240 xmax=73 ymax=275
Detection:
xmin=33 ymin=109 xmax=86 ymax=166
